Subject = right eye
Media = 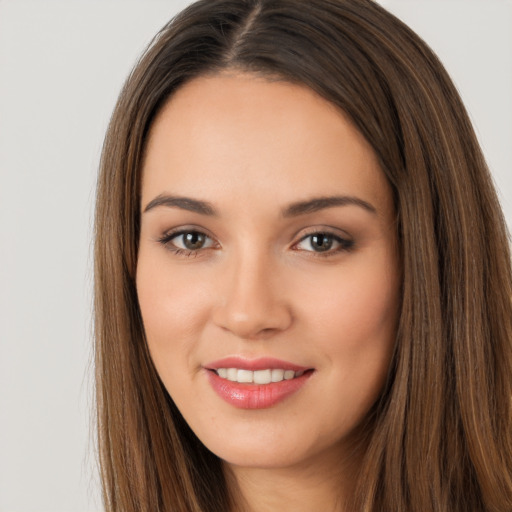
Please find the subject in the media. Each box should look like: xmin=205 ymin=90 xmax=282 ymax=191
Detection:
xmin=158 ymin=229 xmax=216 ymax=255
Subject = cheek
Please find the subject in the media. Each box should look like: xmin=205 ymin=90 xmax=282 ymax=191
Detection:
xmin=299 ymin=256 xmax=399 ymax=346
xmin=298 ymin=253 xmax=399 ymax=404
xmin=135 ymin=251 xmax=212 ymax=373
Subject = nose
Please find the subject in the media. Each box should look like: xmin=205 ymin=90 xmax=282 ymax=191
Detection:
xmin=211 ymin=250 xmax=293 ymax=339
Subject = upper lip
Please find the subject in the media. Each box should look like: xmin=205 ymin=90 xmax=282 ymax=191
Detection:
xmin=204 ymin=356 xmax=311 ymax=372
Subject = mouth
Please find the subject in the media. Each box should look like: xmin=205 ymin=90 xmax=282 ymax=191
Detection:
xmin=204 ymin=357 xmax=314 ymax=409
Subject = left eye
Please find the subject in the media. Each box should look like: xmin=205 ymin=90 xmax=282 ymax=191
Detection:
xmin=295 ymin=232 xmax=352 ymax=253
xmin=165 ymin=231 xmax=215 ymax=251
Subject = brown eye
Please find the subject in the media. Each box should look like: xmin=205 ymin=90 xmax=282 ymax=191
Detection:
xmin=295 ymin=232 xmax=354 ymax=255
xmin=181 ymin=232 xmax=207 ymax=250
xmin=310 ymin=234 xmax=333 ymax=252
xmin=159 ymin=230 xmax=215 ymax=253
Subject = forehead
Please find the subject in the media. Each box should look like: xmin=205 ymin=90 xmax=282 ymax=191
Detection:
xmin=141 ymin=72 xmax=393 ymax=218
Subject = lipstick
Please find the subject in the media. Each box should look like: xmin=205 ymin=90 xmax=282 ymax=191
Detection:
xmin=204 ymin=357 xmax=313 ymax=409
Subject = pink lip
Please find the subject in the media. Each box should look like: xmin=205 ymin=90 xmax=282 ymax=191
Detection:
xmin=204 ymin=357 xmax=313 ymax=410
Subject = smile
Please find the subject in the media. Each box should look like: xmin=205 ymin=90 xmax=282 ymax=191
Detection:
xmin=215 ymin=368 xmax=305 ymax=384
xmin=204 ymin=358 xmax=314 ymax=409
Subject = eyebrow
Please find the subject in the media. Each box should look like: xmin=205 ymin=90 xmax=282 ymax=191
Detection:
xmin=143 ymin=194 xmax=217 ymax=215
xmin=142 ymin=193 xmax=376 ymax=217
xmin=282 ymin=195 xmax=376 ymax=217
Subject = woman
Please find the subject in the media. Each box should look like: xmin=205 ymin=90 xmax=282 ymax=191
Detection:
xmin=94 ymin=0 xmax=512 ymax=510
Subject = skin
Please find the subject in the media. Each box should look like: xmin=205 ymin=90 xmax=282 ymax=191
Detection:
xmin=137 ymin=72 xmax=401 ymax=511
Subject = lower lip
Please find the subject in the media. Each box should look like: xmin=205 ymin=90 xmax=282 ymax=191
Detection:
xmin=206 ymin=370 xmax=312 ymax=409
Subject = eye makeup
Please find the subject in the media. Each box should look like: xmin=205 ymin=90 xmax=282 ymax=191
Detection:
xmin=156 ymin=225 xmax=355 ymax=259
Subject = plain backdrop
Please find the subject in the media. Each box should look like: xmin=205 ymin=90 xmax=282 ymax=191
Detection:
xmin=0 ymin=1 xmax=511 ymax=510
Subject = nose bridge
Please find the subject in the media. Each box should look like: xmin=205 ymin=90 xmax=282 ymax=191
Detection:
xmin=213 ymin=242 xmax=291 ymax=338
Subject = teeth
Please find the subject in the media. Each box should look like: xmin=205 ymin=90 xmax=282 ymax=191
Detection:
xmin=215 ymin=368 xmax=306 ymax=384
xmin=271 ymin=369 xmax=284 ymax=382
xmin=237 ymin=369 xmax=253 ymax=383
xmin=226 ymin=368 xmax=238 ymax=381
xmin=254 ymin=369 xmax=272 ymax=384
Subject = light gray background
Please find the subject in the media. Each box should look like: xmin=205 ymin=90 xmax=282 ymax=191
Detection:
xmin=0 ymin=1 xmax=510 ymax=511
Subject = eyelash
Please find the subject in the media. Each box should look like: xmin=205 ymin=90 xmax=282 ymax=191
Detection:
xmin=157 ymin=228 xmax=354 ymax=258
xmin=157 ymin=229 xmax=217 ymax=258
xmin=294 ymin=229 xmax=354 ymax=257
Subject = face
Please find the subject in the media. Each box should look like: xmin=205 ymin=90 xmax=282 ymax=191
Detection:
xmin=136 ymin=73 xmax=400 ymax=471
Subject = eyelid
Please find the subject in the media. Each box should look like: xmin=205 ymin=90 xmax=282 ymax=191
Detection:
xmin=293 ymin=225 xmax=352 ymax=242
xmin=158 ymin=224 xmax=215 ymax=239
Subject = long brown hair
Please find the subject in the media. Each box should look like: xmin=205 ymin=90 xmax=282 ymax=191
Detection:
xmin=94 ymin=0 xmax=512 ymax=510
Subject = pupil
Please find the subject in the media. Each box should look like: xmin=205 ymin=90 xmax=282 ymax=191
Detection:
xmin=312 ymin=234 xmax=332 ymax=252
xmin=184 ymin=232 xmax=205 ymax=250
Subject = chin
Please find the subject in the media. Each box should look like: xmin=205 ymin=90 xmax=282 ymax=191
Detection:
xmin=192 ymin=415 xmax=350 ymax=472
xmin=214 ymin=444 xmax=312 ymax=470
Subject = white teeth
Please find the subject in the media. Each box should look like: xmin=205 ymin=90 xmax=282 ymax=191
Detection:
xmin=237 ymin=369 xmax=253 ymax=383
xmin=226 ymin=368 xmax=238 ymax=381
xmin=215 ymin=368 xmax=306 ymax=384
xmin=253 ymin=369 xmax=272 ymax=384
xmin=271 ymin=369 xmax=285 ymax=382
